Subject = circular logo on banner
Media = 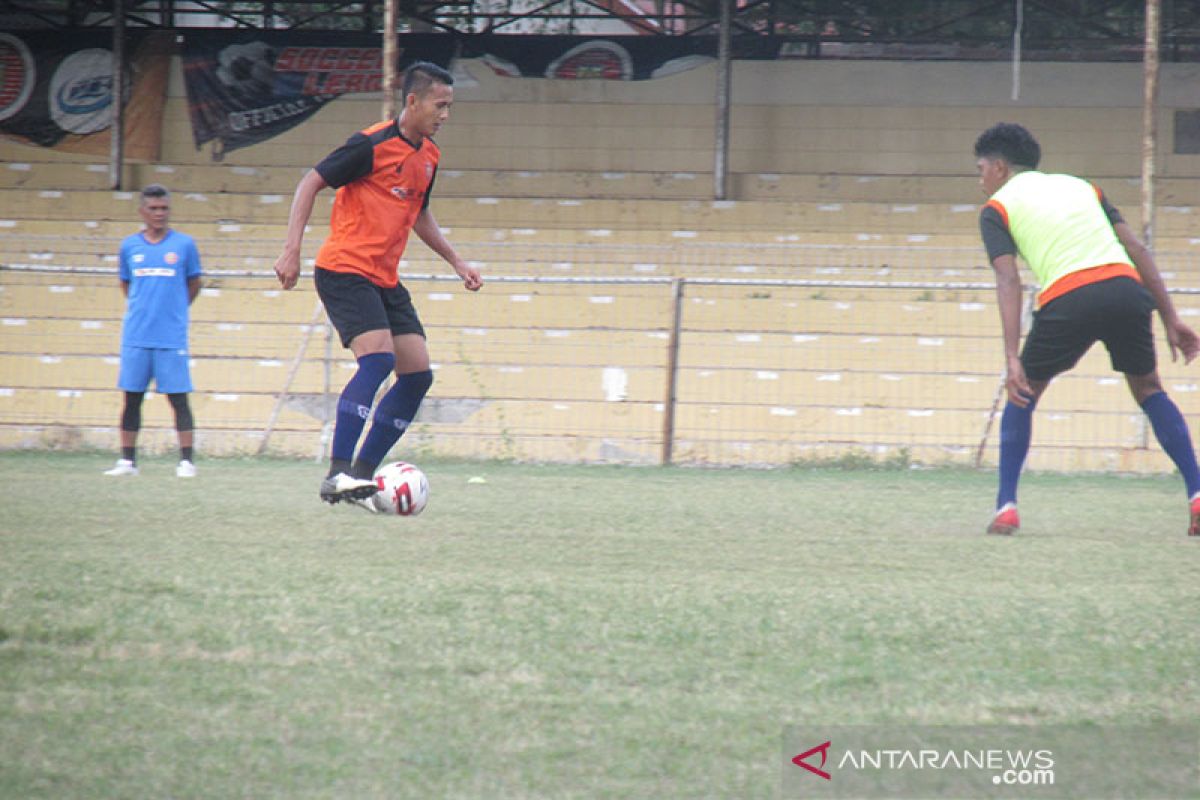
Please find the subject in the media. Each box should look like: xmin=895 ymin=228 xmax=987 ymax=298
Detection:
xmin=0 ymin=33 xmax=36 ymax=122
xmin=546 ymin=41 xmax=633 ymax=80
xmin=50 ymin=48 xmax=116 ymax=134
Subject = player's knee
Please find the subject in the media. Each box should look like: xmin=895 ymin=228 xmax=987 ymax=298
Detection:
xmin=167 ymin=392 xmax=194 ymax=431
xmin=358 ymin=351 xmax=396 ymax=385
xmin=408 ymin=368 xmax=434 ymax=396
xmin=1128 ymin=373 xmax=1164 ymax=404
xmin=121 ymin=391 xmax=145 ymax=432
xmin=999 ymin=401 xmax=1035 ymax=444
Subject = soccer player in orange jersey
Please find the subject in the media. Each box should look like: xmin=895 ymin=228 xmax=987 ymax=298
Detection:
xmin=274 ymin=61 xmax=482 ymax=506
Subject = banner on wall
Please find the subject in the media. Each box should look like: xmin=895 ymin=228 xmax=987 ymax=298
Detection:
xmin=461 ymin=35 xmax=782 ymax=80
xmin=182 ymin=31 xmax=456 ymax=160
xmin=0 ymin=30 xmax=171 ymax=160
xmin=180 ymin=31 xmax=785 ymax=160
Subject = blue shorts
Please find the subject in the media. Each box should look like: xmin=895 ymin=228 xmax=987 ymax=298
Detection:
xmin=118 ymin=345 xmax=194 ymax=394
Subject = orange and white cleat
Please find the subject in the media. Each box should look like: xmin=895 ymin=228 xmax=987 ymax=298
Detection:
xmin=986 ymin=502 xmax=1020 ymax=536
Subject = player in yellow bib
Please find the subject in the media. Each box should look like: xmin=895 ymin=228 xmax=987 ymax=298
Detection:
xmin=975 ymin=122 xmax=1200 ymax=537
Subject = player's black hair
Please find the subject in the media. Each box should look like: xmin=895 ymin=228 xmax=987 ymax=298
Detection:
xmin=140 ymin=183 xmax=170 ymax=201
xmin=402 ymin=61 xmax=453 ymax=99
xmin=974 ymin=123 xmax=1041 ymax=169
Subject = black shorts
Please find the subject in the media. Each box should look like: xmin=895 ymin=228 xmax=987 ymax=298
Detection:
xmin=1022 ymin=276 xmax=1157 ymax=382
xmin=314 ymin=267 xmax=426 ymax=348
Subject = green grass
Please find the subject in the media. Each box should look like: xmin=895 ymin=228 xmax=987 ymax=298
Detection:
xmin=1 ymin=453 xmax=1198 ymax=798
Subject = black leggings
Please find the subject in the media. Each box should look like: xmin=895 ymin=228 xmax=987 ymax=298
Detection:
xmin=120 ymin=391 xmax=193 ymax=432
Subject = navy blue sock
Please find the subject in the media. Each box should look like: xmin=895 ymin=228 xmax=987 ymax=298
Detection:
xmin=330 ymin=352 xmax=395 ymax=472
xmin=997 ymin=399 xmax=1036 ymax=509
xmin=1141 ymin=391 xmax=1200 ymax=497
xmin=354 ymin=369 xmax=434 ymax=477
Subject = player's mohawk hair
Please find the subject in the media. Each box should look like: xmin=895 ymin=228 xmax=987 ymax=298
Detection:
xmin=402 ymin=61 xmax=453 ymax=99
xmin=974 ymin=123 xmax=1041 ymax=170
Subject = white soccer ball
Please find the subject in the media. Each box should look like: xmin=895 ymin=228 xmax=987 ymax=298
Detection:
xmin=371 ymin=461 xmax=429 ymax=516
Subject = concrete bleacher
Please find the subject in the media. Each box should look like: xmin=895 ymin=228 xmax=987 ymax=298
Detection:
xmin=0 ymin=269 xmax=672 ymax=459
xmin=3 ymin=170 xmax=1197 ymax=287
xmin=5 ymin=234 xmax=1199 ymax=468
xmin=0 ymin=186 xmax=988 ymax=235
xmin=8 ymin=158 xmax=1200 ymax=208
xmin=8 ymin=186 xmax=1200 ymax=239
xmin=7 ymin=50 xmax=1200 ymax=469
xmin=3 ymin=152 xmax=1199 ymax=468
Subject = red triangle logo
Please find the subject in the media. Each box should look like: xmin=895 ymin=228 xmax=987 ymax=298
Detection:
xmin=792 ymin=740 xmax=832 ymax=780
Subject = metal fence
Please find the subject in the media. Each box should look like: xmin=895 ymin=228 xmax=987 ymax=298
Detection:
xmin=3 ymin=264 xmax=1199 ymax=473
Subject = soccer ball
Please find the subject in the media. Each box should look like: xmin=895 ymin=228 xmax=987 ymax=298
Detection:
xmin=371 ymin=461 xmax=429 ymax=516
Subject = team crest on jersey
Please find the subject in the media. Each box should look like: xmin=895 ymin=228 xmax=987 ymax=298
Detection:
xmin=391 ymin=185 xmax=424 ymax=201
xmin=164 ymin=251 xmax=179 ymax=265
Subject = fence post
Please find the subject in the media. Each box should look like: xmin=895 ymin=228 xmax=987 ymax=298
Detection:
xmin=660 ymin=278 xmax=685 ymax=465
xmin=316 ymin=314 xmax=334 ymax=462
xmin=258 ymin=302 xmax=324 ymax=455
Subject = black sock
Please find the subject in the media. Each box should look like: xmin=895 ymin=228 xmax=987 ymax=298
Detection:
xmin=122 ymin=446 xmax=135 ymax=463
xmin=328 ymin=458 xmax=352 ymax=478
xmin=351 ymin=460 xmax=377 ymax=480
xmin=181 ymin=446 xmax=194 ymax=462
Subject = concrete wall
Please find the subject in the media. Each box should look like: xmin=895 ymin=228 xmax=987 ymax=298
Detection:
xmin=5 ymin=56 xmax=1200 ymax=182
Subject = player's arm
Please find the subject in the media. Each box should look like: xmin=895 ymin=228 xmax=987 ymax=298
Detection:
xmin=1100 ymin=188 xmax=1198 ymax=363
xmin=1113 ymin=219 xmax=1199 ymax=364
xmin=274 ymin=169 xmax=327 ymax=290
xmin=991 ymin=254 xmax=1034 ymax=405
xmin=981 ymin=203 xmax=1033 ymax=404
xmin=275 ymin=133 xmax=373 ymax=290
xmin=118 ymin=242 xmax=131 ymax=298
xmin=186 ymin=240 xmax=202 ymax=304
xmin=413 ymin=208 xmax=482 ymax=291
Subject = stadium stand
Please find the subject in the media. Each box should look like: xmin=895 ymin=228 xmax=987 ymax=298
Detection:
xmin=3 ymin=56 xmax=1199 ymax=470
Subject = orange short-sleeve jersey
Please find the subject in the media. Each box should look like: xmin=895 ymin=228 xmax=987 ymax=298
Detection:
xmin=315 ymin=119 xmax=440 ymax=288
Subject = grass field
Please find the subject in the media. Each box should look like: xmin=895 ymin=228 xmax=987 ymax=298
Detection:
xmin=1 ymin=452 xmax=1198 ymax=799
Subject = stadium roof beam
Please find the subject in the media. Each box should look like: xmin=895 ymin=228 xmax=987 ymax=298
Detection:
xmin=1 ymin=0 xmax=1198 ymax=55
xmin=891 ymin=0 xmax=1012 ymax=40
xmin=1026 ymin=0 xmax=1133 ymax=40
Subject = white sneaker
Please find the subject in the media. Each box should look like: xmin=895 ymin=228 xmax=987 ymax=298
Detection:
xmin=349 ymin=496 xmax=379 ymax=514
xmin=104 ymin=459 xmax=139 ymax=477
xmin=319 ymin=472 xmax=379 ymax=504
xmin=176 ymin=460 xmax=197 ymax=478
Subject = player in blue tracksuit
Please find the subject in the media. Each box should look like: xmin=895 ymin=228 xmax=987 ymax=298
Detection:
xmin=105 ymin=184 xmax=203 ymax=478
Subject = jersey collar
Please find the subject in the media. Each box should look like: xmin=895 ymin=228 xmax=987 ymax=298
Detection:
xmin=394 ymin=117 xmax=423 ymax=150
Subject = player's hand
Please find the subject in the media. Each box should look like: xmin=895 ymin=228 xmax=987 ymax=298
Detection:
xmin=456 ymin=262 xmax=483 ymax=292
xmin=1004 ymin=356 xmax=1035 ymax=407
xmin=1167 ymin=320 xmax=1200 ymax=365
xmin=274 ymin=251 xmax=301 ymax=291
